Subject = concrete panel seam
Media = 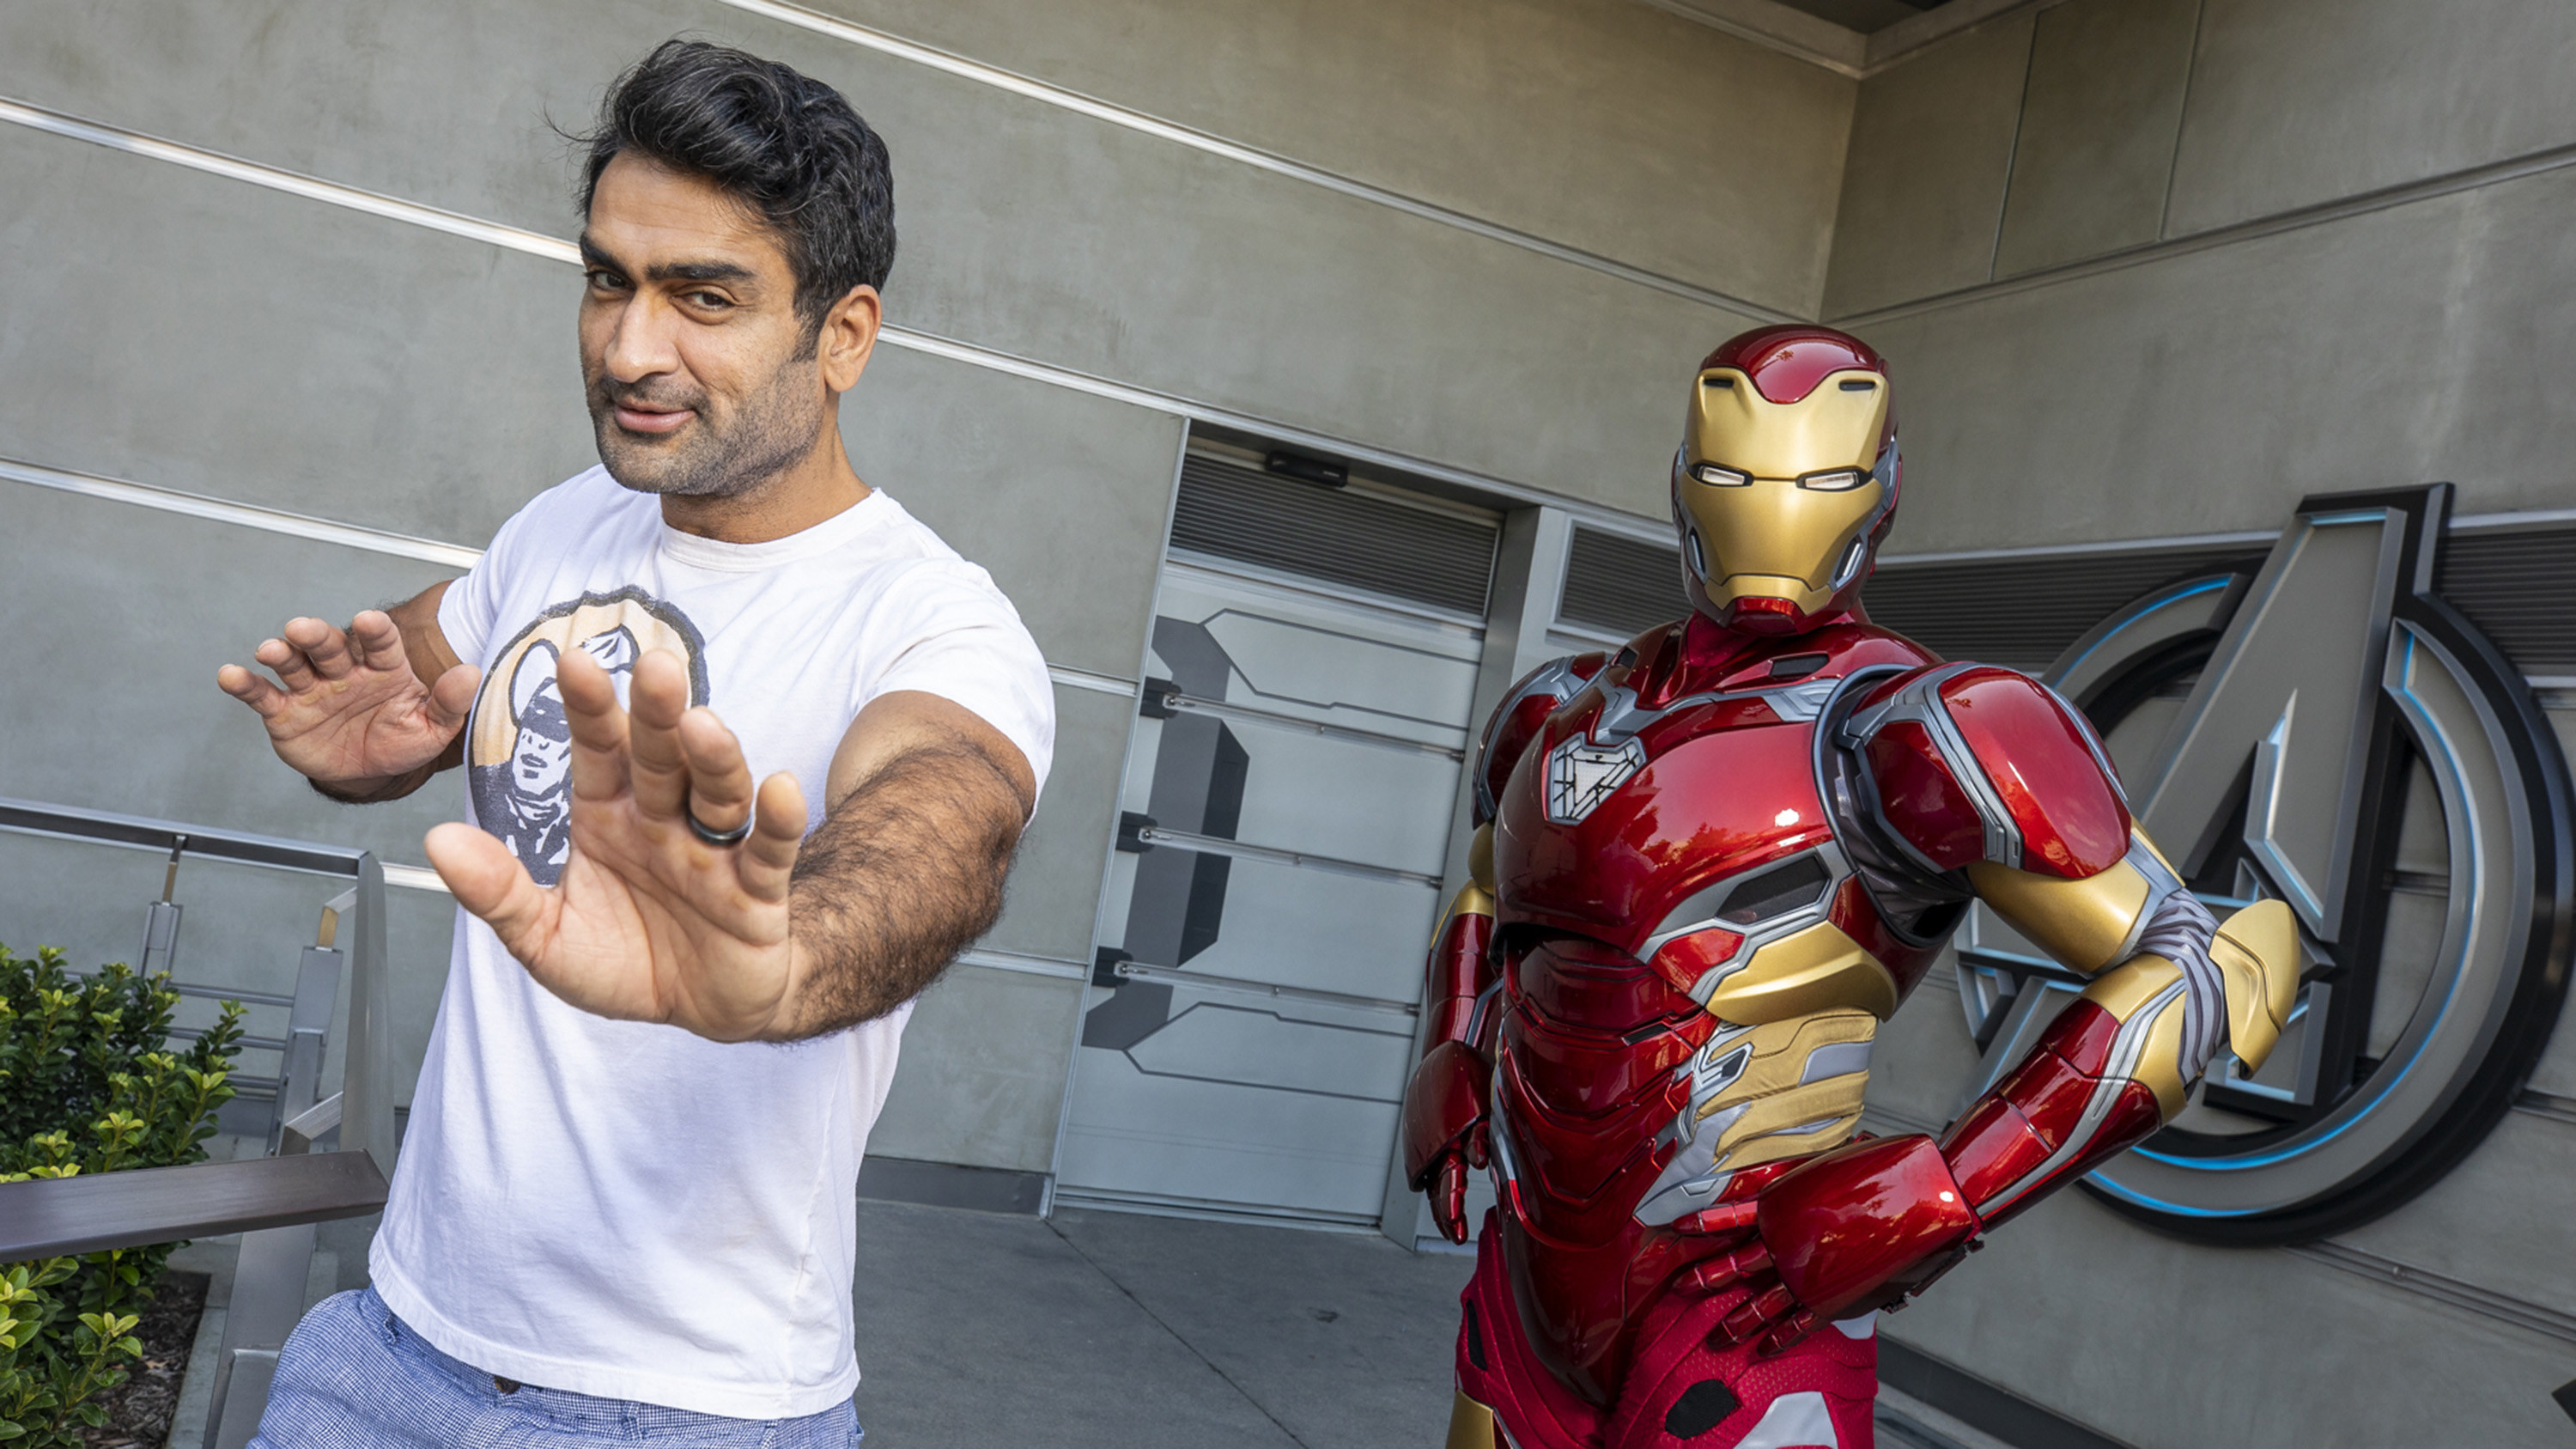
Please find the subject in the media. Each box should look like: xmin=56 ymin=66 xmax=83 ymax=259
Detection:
xmin=2151 ymin=0 xmax=2210 ymax=240
xmin=700 ymin=0 xmax=1804 ymax=321
xmin=2 ymin=457 xmax=1141 ymax=699
xmin=1984 ymin=18 xmax=2041 ymax=286
xmin=2514 ymin=1089 xmax=2576 ymax=1128
xmin=1834 ymin=125 xmax=2576 ymax=326
xmin=0 ymin=94 xmax=1688 ymax=540
xmin=2285 ymin=1240 xmax=2576 ymax=1346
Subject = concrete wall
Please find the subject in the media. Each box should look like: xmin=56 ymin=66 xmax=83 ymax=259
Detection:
xmin=1826 ymin=3 xmax=2576 ymax=1444
xmin=0 ymin=2 xmax=1848 ymax=1182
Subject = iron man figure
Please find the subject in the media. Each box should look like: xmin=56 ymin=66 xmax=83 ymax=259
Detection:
xmin=1404 ymin=325 xmax=2300 ymax=1449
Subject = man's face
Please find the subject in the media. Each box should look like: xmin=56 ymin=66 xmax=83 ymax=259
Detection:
xmin=578 ymin=153 xmax=828 ymax=497
xmin=512 ymin=720 xmax=572 ymax=799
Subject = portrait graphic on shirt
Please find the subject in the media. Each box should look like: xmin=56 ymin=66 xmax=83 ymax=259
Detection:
xmin=467 ymin=588 xmax=709 ymax=886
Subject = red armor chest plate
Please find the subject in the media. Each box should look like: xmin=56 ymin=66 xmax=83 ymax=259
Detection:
xmin=1477 ymin=626 xmax=1941 ymax=1402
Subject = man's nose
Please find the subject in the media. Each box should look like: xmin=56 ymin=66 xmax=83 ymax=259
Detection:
xmin=603 ymin=296 xmax=681 ymax=383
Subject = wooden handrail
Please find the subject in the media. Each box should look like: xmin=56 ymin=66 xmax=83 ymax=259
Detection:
xmin=0 ymin=1153 xmax=389 ymax=1261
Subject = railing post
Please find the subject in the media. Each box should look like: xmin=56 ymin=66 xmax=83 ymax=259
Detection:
xmin=337 ymin=855 xmax=396 ymax=1174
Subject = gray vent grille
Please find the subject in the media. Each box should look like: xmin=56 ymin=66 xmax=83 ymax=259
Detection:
xmin=2439 ymin=527 xmax=2576 ymax=673
xmin=1866 ymin=546 xmax=2269 ymax=671
xmin=1560 ymin=527 xmax=1685 ymax=639
xmin=1170 ymin=454 xmax=1498 ymax=617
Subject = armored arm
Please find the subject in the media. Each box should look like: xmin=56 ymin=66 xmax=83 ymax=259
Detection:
xmin=1697 ymin=665 xmax=2300 ymax=1346
xmin=1400 ymin=655 xmax=1601 ymax=1242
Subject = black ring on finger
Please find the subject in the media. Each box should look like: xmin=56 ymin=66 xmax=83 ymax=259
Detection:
xmin=683 ymin=792 xmax=756 ymax=848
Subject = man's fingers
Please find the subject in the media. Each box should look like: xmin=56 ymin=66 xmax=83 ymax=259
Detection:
xmin=425 ymin=822 xmax=555 ymax=962
xmin=254 ymin=636 xmax=319 ymax=691
xmin=349 ymin=610 xmax=408 ymax=672
xmin=215 ymin=663 xmax=289 ymax=719
xmin=738 ymin=773 xmax=806 ymax=901
xmin=676 ymin=706 xmax=755 ymax=832
xmin=282 ymin=617 xmax=355 ymax=679
xmin=626 ymin=651 xmax=691 ymax=819
xmin=559 ymin=649 xmax=632 ymax=804
xmin=423 ymin=664 xmax=483 ymax=734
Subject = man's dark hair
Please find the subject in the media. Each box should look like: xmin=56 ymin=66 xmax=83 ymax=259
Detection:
xmin=579 ymin=39 xmax=896 ymax=329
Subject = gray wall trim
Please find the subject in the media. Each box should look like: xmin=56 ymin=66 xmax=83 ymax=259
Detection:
xmin=1642 ymin=0 xmax=2064 ymax=80
xmin=2 ymin=456 xmax=483 ymax=569
xmin=1834 ymin=126 xmax=2576 ymax=326
xmin=0 ymin=95 xmax=574 ymax=265
xmin=708 ymin=0 xmax=1795 ymax=321
xmin=2286 ymin=1240 xmax=2576 ymax=1347
xmin=0 ymin=94 xmax=1686 ymax=546
xmin=854 ymin=1153 xmax=1049 ymax=1215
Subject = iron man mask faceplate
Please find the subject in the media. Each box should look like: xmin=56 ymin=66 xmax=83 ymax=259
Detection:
xmin=1672 ymin=326 xmax=1899 ymax=635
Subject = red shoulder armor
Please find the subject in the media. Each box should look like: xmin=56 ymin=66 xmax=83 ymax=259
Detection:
xmin=1848 ymin=663 xmax=2129 ymax=879
xmin=1473 ymin=650 xmax=1611 ymax=825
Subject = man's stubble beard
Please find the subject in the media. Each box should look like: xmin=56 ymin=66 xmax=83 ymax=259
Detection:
xmin=588 ymin=347 xmax=827 ymax=499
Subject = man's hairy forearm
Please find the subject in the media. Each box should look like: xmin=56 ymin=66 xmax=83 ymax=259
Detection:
xmin=776 ymin=741 xmax=1025 ymax=1038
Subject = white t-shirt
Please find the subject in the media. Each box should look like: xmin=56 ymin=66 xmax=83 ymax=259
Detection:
xmin=372 ymin=466 xmax=1054 ymax=1418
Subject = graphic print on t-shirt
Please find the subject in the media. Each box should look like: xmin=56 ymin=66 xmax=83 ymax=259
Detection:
xmin=467 ymin=588 xmax=708 ymax=885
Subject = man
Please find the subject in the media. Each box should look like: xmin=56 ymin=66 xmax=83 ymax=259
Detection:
xmin=216 ymin=40 xmax=1053 ymax=1446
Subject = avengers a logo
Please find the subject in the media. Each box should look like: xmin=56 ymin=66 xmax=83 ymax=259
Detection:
xmin=1953 ymin=485 xmax=2573 ymax=1243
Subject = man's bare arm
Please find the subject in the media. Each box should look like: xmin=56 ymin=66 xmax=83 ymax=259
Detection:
xmin=216 ymin=581 xmax=475 ymax=802
xmin=425 ymin=666 xmax=1036 ymax=1044
xmin=774 ymin=696 xmax=1036 ymax=1038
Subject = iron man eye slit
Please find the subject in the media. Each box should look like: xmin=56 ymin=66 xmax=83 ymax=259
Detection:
xmin=1687 ymin=463 xmax=1869 ymax=492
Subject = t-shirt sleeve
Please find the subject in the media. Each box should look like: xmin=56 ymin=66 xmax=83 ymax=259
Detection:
xmin=437 ymin=482 xmax=562 ymax=666
xmin=867 ymin=563 xmax=1059 ymax=806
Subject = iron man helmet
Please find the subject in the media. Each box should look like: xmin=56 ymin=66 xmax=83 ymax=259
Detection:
xmin=1670 ymin=325 xmax=1899 ymax=636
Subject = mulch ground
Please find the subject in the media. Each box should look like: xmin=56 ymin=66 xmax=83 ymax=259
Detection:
xmin=82 ymin=1269 xmax=210 ymax=1449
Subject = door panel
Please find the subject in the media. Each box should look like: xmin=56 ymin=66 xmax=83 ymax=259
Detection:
xmin=1059 ymin=563 xmax=1480 ymax=1222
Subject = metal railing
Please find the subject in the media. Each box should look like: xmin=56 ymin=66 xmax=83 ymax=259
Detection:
xmin=0 ymin=797 xmax=398 ymax=1449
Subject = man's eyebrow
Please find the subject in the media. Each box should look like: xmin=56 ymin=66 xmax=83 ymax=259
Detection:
xmin=574 ymin=237 xmax=755 ymax=288
xmin=647 ymin=259 xmax=756 ymax=285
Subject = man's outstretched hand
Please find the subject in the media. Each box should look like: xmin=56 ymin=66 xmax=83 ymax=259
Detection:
xmin=425 ymin=648 xmax=812 ymax=1043
xmin=217 ymin=610 xmax=478 ymax=798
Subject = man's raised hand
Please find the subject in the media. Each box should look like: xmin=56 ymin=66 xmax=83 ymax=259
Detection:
xmin=217 ymin=610 xmax=478 ymax=799
xmin=424 ymin=648 xmax=811 ymax=1043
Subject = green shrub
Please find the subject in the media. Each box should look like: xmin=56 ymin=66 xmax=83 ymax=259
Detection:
xmin=0 ymin=946 xmax=240 ymax=1446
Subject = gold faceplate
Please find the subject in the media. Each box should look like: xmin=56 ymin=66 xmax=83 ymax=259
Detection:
xmin=1965 ymin=855 xmax=2155 ymax=977
xmin=1703 ymin=920 xmax=1899 ymax=1023
xmin=1678 ymin=367 xmax=1889 ymax=612
xmin=2211 ymin=899 xmax=2301 ymax=1071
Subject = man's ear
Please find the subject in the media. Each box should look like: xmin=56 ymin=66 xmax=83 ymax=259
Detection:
xmin=817 ymin=283 xmax=881 ymax=394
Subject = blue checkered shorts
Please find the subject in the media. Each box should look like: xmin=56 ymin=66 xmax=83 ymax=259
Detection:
xmin=249 ymin=1288 xmax=861 ymax=1448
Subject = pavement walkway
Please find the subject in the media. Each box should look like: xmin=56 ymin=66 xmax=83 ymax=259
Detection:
xmin=843 ymin=1200 xmax=2007 ymax=1449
